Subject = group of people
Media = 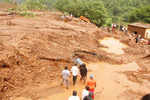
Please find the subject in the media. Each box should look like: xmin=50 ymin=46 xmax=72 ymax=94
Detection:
xmin=60 ymin=13 xmax=73 ymax=22
xmin=61 ymin=57 xmax=96 ymax=100
xmin=111 ymin=23 xmax=128 ymax=34
xmin=134 ymin=34 xmax=150 ymax=45
xmin=61 ymin=63 xmax=87 ymax=89
xmin=135 ymin=34 xmax=142 ymax=43
xmin=61 ymin=56 xmax=150 ymax=100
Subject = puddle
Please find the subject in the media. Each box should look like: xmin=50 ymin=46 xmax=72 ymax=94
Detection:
xmin=99 ymin=37 xmax=127 ymax=55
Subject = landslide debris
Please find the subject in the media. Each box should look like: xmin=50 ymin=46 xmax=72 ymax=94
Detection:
xmin=0 ymin=11 xmax=150 ymax=100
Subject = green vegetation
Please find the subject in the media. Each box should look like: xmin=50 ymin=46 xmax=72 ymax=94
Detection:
xmin=20 ymin=0 xmax=47 ymax=10
xmin=7 ymin=8 xmax=35 ymax=17
xmin=101 ymin=0 xmax=150 ymax=24
xmin=1 ymin=0 xmax=150 ymax=26
xmin=54 ymin=0 xmax=108 ymax=26
xmin=128 ymin=5 xmax=150 ymax=23
xmin=19 ymin=11 xmax=35 ymax=17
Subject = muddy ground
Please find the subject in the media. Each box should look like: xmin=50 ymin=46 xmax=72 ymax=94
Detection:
xmin=0 ymin=10 xmax=150 ymax=100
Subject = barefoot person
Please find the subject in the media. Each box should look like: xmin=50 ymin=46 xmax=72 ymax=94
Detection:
xmin=87 ymin=75 xmax=96 ymax=99
xmin=68 ymin=90 xmax=80 ymax=100
xmin=61 ymin=66 xmax=70 ymax=89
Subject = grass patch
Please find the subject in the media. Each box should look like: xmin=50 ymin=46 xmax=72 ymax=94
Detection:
xmin=7 ymin=7 xmax=35 ymax=17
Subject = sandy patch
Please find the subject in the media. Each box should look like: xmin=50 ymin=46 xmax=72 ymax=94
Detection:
xmin=99 ymin=37 xmax=127 ymax=55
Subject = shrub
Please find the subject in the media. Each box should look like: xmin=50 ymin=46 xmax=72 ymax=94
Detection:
xmin=20 ymin=0 xmax=47 ymax=10
xmin=54 ymin=0 xmax=109 ymax=26
xmin=128 ymin=5 xmax=150 ymax=23
xmin=19 ymin=11 xmax=35 ymax=17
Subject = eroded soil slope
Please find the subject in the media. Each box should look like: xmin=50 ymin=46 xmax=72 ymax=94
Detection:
xmin=0 ymin=11 xmax=150 ymax=100
xmin=0 ymin=11 xmax=105 ymax=99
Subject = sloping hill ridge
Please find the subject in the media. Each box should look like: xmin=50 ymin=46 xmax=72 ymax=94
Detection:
xmin=0 ymin=11 xmax=150 ymax=100
xmin=0 ymin=11 xmax=107 ymax=99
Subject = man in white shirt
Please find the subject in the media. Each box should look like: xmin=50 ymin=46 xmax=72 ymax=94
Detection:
xmin=68 ymin=90 xmax=80 ymax=100
xmin=71 ymin=64 xmax=79 ymax=86
xmin=82 ymin=86 xmax=90 ymax=100
xmin=61 ymin=66 xmax=70 ymax=89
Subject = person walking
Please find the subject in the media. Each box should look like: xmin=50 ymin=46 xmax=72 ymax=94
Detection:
xmin=82 ymin=86 xmax=90 ymax=100
xmin=61 ymin=66 xmax=70 ymax=89
xmin=68 ymin=90 xmax=80 ymax=100
xmin=71 ymin=64 xmax=79 ymax=86
xmin=87 ymin=75 xmax=96 ymax=99
xmin=135 ymin=34 xmax=141 ymax=43
xmin=141 ymin=94 xmax=150 ymax=100
xmin=80 ymin=64 xmax=88 ymax=83
xmin=83 ymin=92 xmax=93 ymax=100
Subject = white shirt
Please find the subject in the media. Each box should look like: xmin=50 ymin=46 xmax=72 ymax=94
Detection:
xmin=111 ymin=24 xmax=113 ymax=27
xmin=68 ymin=96 xmax=80 ymax=100
xmin=62 ymin=70 xmax=70 ymax=80
xmin=71 ymin=66 xmax=79 ymax=76
xmin=82 ymin=89 xmax=89 ymax=100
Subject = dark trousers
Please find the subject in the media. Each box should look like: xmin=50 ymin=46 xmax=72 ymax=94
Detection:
xmin=80 ymin=75 xmax=87 ymax=83
xmin=73 ymin=76 xmax=77 ymax=85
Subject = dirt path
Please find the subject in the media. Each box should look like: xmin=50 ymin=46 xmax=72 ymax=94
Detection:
xmin=88 ymin=62 xmax=139 ymax=100
xmin=14 ymin=61 xmax=146 ymax=100
xmin=13 ymin=38 xmax=150 ymax=100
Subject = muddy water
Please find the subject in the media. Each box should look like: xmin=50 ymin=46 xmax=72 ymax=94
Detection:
xmin=99 ymin=37 xmax=127 ymax=55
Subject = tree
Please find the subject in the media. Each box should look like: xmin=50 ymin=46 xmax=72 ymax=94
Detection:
xmin=54 ymin=0 xmax=108 ymax=26
xmin=128 ymin=5 xmax=150 ymax=23
xmin=101 ymin=0 xmax=150 ymax=24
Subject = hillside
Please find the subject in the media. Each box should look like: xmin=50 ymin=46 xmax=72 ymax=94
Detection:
xmin=0 ymin=11 xmax=105 ymax=100
xmin=0 ymin=11 xmax=150 ymax=100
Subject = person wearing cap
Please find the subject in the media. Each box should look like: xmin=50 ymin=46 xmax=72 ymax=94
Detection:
xmin=86 ymin=75 xmax=96 ymax=99
xmin=68 ymin=90 xmax=80 ymax=100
